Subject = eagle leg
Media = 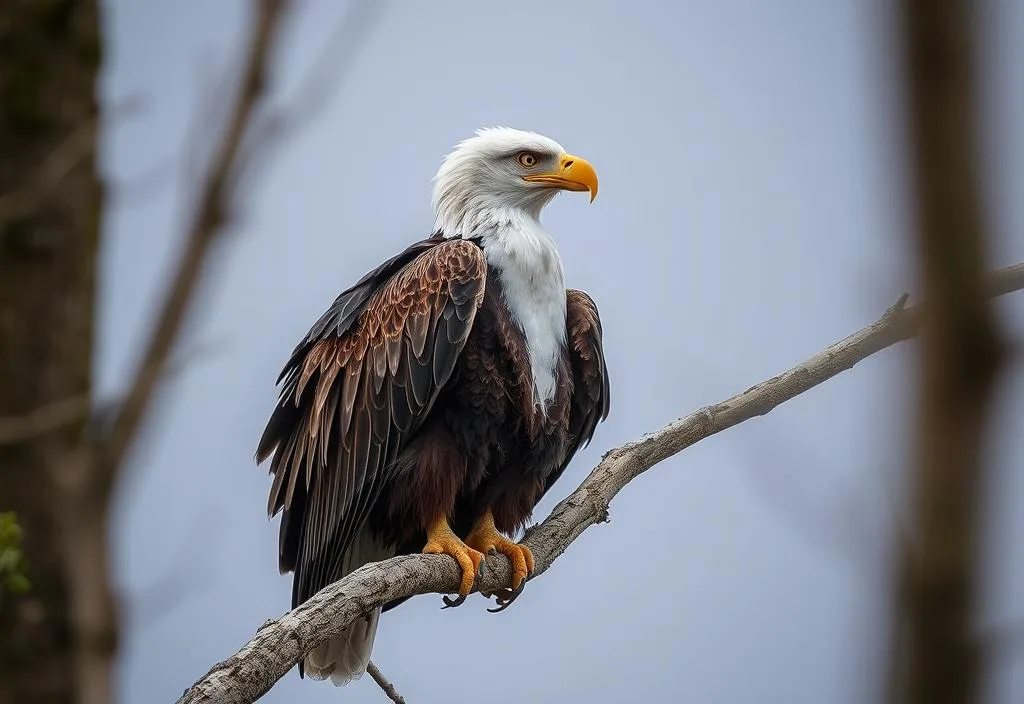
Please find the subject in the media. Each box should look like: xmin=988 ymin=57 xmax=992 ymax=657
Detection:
xmin=465 ymin=509 xmax=535 ymax=611
xmin=422 ymin=514 xmax=485 ymax=609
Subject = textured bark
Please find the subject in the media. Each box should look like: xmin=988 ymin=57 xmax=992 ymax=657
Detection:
xmin=0 ymin=2 xmax=104 ymax=704
xmin=366 ymin=662 xmax=407 ymax=704
xmin=177 ymin=263 xmax=1024 ymax=704
xmin=895 ymin=0 xmax=1007 ymax=702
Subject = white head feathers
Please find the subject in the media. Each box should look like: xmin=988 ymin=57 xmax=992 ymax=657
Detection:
xmin=431 ymin=127 xmax=569 ymax=238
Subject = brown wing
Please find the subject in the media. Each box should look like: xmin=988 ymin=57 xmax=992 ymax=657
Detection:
xmin=255 ymin=238 xmax=487 ymax=608
xmin=541 ymin=288 xmax=611 ymax=499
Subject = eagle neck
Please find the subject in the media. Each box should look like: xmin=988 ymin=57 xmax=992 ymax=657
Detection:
xmin=474 ymin=213 xmax=567 ymax=410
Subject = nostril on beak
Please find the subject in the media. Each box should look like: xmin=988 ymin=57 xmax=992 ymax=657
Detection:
xmin=563 ymin=159 xmax=574 ymax=169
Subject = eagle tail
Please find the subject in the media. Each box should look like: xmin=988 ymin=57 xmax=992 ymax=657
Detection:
xmin=304 ymin=607 xmax=381 ymax=686
xmin=302 ymin=527 xmax=394 ymax=686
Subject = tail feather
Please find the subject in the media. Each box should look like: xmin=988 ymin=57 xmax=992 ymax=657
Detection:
xmin=302 ymin=527 xmax=394 ymax=686
xmin=305 ymin=607 xmax=381 ymax=685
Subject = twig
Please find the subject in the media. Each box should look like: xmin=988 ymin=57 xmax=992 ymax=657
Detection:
xmin=366 ymin=661 xmax=407 ymax=704
xmin=0 ymin=335 xmax=222 ymax=448
xmin=235 ymin=0 xmax=386 ymax=189
xmin=0 ymin=395 xmax=91 ymax=445
xmin=176 ymin=262 xmax=1024 ymax=704
xmin=97 ymin=0 xmax=291 ymax=487
xmin=0 ymin=96 xmax=144 ymax=227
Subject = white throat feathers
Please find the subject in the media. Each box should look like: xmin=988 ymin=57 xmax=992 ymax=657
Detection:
xmin=430 ymin=127 xmax=575 ymax=408
xmin=483 ymin=217 xmax=567 ymax=407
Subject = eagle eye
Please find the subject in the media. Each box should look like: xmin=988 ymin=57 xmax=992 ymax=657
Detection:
xmin=515 ymin=151 xmax=539 ymax=168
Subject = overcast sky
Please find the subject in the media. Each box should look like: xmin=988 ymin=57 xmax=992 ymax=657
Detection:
xmin=97 ymin=1 xmax=1024 ymax=702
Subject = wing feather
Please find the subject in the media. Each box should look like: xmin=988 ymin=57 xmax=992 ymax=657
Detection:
xmin=541 ymin=288 xmax=611 ymax=500
xmin=257 ymin=237 xmax=487 ymax=606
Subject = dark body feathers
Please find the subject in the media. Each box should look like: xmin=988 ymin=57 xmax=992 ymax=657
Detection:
xmin=256 ymin=233 xmax=609 ymax=673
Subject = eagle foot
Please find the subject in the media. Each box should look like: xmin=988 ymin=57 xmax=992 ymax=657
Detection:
xmin=465 ymin=511 xmax=535 ymax=611
xmin=422 ymin=516 xmax=485 ymax=609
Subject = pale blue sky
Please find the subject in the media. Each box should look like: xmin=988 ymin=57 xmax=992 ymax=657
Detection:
xmin=97 ymin=1 xmax=1024 ymax=702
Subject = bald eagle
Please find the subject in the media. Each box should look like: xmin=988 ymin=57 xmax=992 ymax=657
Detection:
xmin=256 ymin=127 xmax=611 ymax=685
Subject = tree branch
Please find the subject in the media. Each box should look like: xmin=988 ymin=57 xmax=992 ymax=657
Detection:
xmin=0 ymin=95 xmax=144 ymax=232
xmin=366 ymin=661 xmax=407 ymax=704
xmin=0 ymin=395 xmax=91 ymax=445
xmin=177 ymin=262 xmax=1024 ymax=704
xmin=97 ymin=0 xmax=290 ymax=485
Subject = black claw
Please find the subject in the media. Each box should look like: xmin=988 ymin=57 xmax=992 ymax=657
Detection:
xmin=441 ymin=593 xmax=468 ymax=609
xmin=442 ymin=560 xmax=485 ymax=609
xmin=486 ymin=580 xmax=527 ymax=613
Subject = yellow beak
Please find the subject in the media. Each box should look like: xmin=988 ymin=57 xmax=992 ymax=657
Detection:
xmin=522 ymin=153 xmax=599 ymax=202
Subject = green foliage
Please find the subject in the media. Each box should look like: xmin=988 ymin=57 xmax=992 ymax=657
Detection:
xmin=0 ymin=512 xmax=30 ymax=598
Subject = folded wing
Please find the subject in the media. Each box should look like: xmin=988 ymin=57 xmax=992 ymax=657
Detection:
xmin=541 ymin=288 xmax=611 ymax=500
xmin=256 ymin=237 xmax=488 ymax=608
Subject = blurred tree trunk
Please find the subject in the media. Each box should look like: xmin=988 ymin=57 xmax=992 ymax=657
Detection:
xmin=894 ymin=0 xmax=1007 ymax=702
xmin=0 ymin=2 xmax=105 ymax=704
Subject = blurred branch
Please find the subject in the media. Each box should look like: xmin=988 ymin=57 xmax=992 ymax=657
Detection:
xmin=177 ymin=262 xmax=1024 ymax=704
xmin=99 ymin=0 xmax=385 ymax=478
xmin=97 ymin=0 xmax=290 ymax=486
xmin=366 ymin=661 xmax=407 ymax=704
xmin=0 ymin=118 xmax=96 ymax=224
xmin=0 ymin=96 xmax=144 ymax=230
xmin=237 ymin=0 xmax=386 ymax=188
xmin=0 ymin=337 xmax=226 ymax=448
xmin=892 ymin=1 xmax=1008 ymax=703
xmin=33 ymin=4 xmax=291 ymax=704
xmin=0 ymin=395 xmax=91 ymax=445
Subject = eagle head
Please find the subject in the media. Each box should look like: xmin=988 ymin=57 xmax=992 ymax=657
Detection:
xmin=431 ymin=127 xmax=598 ymax=237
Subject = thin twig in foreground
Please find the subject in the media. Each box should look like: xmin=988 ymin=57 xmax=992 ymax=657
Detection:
xmin=366 ymin=661 xmax=407 ymax=704
xmin=176 ymin=262 xmax=1024 ymax=704
xmin=0 ymin=395 xmax=91 ymax=445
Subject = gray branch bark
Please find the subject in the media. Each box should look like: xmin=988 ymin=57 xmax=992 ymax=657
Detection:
xmin=177 ymin=263 xmax=1024 ymax=704
xmin=366 ymin=662 xmax=407 ymax=704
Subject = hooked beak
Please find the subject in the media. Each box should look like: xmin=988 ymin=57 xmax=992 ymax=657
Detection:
xmin=522 ymin=153 xmax=599 ymax=203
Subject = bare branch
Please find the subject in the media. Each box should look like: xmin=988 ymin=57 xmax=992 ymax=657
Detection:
xmin=176 ymin=262 xmax=1024 ymax=704
xmin=235 ymin=0 xmax=386 ymax=189
xmin=98 ymin=0 xmax=291 ymax=485
xmin=0 ymin=95 xmax=144 ymax=228
xmin=366 ymin=661 xmax=407 ymax=704
xmin=0 ymin=395 xmax=91 ymax=445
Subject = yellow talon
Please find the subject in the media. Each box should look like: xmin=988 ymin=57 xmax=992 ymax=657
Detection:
xmin=422 ymin=515 xmax=485 ymax=607
xmin=466 ymin=510 xmax=535 ymax=594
